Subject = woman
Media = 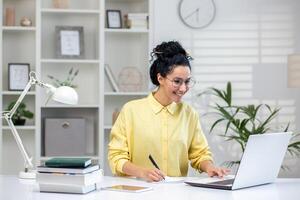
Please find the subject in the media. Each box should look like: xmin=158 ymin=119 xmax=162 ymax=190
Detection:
xmin=108 ymin=41 xmax=229 ymax=182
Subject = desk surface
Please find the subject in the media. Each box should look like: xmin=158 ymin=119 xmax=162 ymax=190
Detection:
xmin=1 ymin=175 xmax=300 ymax=200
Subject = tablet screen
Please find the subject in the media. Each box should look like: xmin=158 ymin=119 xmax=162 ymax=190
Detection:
xmin=102 ymin=185 xmax=152 ymax=193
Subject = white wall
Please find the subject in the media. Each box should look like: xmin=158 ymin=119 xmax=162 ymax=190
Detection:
xmin=154 ymin=0 xmax=300 ymax=177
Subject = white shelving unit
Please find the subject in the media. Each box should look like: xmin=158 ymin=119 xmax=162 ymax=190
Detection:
xmin=0 ymin=0 xmax=37 ymax=174
xmin=0 ymin=0 xmax=153 ymax=175
xmin=102 ymin=0 xmax=153 ymax=174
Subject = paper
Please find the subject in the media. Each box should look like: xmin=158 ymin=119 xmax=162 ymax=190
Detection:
xmin=161 ymin=176 xmax=186 ymax=183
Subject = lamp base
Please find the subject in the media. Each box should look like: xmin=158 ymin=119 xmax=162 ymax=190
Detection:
xmin=19 ymin=170 xmax=36 ymax=179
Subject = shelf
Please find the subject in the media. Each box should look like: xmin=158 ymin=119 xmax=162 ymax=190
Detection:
xmin=41 ymin=105 xmax=99 ymax=108
xmin=2 ymin=26 xmax=36 ymax=31
xmin=104 ymin=92 xmax=149 ymax=96
xmin=1 ymin=91 xmax=36 ymax=95
xmin=41 ymin=8 xmax=100 ymax=14
xmin=105 ymin=28 xmax=149 ymax=33
xmin=41 ymin=59 xmax=100 ymax=64
xmin=2 ymin=126 xmax=36 ymax=131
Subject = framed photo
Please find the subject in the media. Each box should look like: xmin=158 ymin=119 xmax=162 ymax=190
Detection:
xmin=106 ymin=10 xmax=122 ymax=28
xmin=55 ymin=26 xmax=84 ymax=59
xmin=8 ymin=63 xmax=30 ymax=91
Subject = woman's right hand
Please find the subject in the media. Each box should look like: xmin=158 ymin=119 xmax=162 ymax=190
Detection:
xmin=139 ymin=168 xmax=165 ymax=182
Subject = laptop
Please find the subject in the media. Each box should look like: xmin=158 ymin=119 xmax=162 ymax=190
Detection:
xmin=185 ymin=132 xmax=292 ymax=190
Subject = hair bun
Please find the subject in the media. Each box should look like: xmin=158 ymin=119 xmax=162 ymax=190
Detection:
xmin=151 ymin=41 xmax=191 ymax=61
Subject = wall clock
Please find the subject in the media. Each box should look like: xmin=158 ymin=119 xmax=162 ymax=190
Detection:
xmin=178 ymin=0 xmax=216 ymax=29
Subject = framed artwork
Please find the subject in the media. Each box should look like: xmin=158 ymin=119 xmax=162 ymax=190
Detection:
xmin=8 ymin=63 xmax=30 ymax=91
xmin=55 ymin=26 xmax=84 ymax=59
xmin=106 ymin=10 xmax=122 ymax=28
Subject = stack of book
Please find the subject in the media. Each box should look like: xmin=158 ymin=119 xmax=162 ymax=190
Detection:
xmin=37 ymin=157 xmax=103 ymax=194
xmin=125 ymin=13 xmax=148 ymax=29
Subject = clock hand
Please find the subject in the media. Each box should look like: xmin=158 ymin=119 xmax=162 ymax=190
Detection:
xmin=196 ymin=8 xmax=199 ymax=22
xmin=184 ymin=8 xmax=200 ymax=20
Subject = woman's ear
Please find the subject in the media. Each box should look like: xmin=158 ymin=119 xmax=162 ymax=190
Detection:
xmin=157 ymin=73 xmax=164 ymax=85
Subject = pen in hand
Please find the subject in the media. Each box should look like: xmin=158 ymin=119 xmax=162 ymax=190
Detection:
xmin=148 ymin=154 xmax=165 ymax=180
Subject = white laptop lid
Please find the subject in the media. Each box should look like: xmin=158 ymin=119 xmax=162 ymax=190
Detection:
xmin=232 ymin=132 xmax=292 ymax=189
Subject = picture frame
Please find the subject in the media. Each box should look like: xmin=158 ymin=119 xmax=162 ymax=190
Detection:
xmin=55 ymin=26 xmax=84 ymax=59
xmin=8 ymin=63 xmax=30 ymax=91
xmin=106 ymin=10 xmax=122 ymax=28
xmin=105 ymin=64 xmax=119 ymax=92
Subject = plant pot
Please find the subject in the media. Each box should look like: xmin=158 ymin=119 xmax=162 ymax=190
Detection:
xmin=13 ymin=118 xmax=26 ymax=125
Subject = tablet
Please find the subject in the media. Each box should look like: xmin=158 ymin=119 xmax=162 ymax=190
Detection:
xmin=101 ymin=185 xmax=153 ymax=193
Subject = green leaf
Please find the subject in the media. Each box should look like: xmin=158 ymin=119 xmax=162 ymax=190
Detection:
xmin=209 ymin=118 xmax=225 ymax=133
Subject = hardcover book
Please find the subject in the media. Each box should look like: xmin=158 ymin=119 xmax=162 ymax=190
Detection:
xmin=37 ymin=169 xmax=103 ymax=186
xmin=39 ymin=182 xmax=100 ymax=194
xmin=45 ymin=157 xmax=92 ymax=168
xmin=37 ymin=164 xmax=100 ymax=174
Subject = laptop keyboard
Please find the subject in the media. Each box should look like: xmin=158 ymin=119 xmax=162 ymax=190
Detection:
xmin=209 ymin=179 xmax=234 ymax=185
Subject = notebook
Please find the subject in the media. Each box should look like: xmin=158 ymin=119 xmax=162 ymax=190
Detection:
xmin=185 ymin=132 xmax=292 ymax=190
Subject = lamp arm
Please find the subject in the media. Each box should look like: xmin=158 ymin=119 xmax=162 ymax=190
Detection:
xmin=4 ymin=117 xmax=34 ymax=169
xmin=9 ymin=77 xmax=35 ymax=117
xmin=2 ymin=74 xmax=38 ymax=170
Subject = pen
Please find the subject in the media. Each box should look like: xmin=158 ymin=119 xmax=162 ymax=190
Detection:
xmin=148 ymin=154 xmax=165 ymax=180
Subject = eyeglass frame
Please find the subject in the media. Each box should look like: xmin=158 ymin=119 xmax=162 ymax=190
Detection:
xmin=165 ymin=76 xmax=196 ymax=88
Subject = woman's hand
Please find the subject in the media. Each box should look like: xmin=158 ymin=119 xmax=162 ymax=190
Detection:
xmin=200 ymin=160 xmax=230 ymax=178
xmin=122 ymin=161 xmax=165 ymax=182
xmin=206 ymin=166 xmax=230 ymax=178
xmin=139 ymin=168 xmax=165 ymax=182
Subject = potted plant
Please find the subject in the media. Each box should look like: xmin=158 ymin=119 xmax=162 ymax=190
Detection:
xmin=47 ymin=67 xmax=79 ymax=88
xmin=6 ymin=101 xmax=34 ymax=125
xmin=198 ymin=82 xmax=300 ymax=168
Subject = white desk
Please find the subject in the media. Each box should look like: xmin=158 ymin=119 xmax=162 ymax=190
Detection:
xmin=1 ymin=175 xmax=300 ymax=200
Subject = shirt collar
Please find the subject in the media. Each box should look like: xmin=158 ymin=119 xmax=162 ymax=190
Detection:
xmin=147 ymin=92 xmax=178 ymax=115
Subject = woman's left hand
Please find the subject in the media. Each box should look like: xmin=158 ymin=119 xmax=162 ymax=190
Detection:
xmin=200 ymin=160 xmax=230 ymax=178
xmin=206 ymin=166 xmax=230 ymax=178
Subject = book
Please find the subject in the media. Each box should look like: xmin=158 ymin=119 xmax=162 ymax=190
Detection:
xmin=37 ymin=164 xmax=100 ymax=174
xmin=45 ymin=157 xmax=92 ymax=168
xmin=105 ymin=64 xmax=119 ymax=92
xmin=39 ymin=182 xmax=99 ymax=194
xmin=37 ymin=169 xmax=103 ymax=185
xmin=101 ymin=185 xmax=153 ymax=193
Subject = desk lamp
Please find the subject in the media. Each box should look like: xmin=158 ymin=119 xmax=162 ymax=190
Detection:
xmin=1 ymin=71 xmax=78 ymax=179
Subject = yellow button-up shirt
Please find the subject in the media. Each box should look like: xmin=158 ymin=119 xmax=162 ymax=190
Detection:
xmin=108 ymin=93 xmax=213 ymax=177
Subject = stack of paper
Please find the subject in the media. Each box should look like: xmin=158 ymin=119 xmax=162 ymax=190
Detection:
xmin=126 ymin=13 xmax=148 ymax=29
xmin=37 ymin=157 xmax=103 ymax=194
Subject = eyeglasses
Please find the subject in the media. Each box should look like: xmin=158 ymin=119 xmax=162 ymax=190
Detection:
xmin=165 ymin=77 xmax=196 ymax=88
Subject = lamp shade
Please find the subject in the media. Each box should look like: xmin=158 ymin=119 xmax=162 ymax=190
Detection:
xmin=52 ymin=86 xmax=78 ymax=105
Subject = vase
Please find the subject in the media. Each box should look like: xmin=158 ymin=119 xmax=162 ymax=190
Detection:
xmin=53 ymin=0 xmax=69 ymax=9
xmin=13 ymin=118 xmax=26 ymax=126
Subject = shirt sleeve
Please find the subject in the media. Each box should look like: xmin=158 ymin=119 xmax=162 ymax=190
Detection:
xmin=188 ymin=110 xmax=213 ymax=171
xmin=108 ymin=106 xmax=130 ymax=176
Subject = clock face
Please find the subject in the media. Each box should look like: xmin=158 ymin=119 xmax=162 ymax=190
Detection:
xmin=179 ymin=0 xmax=216 ymax=29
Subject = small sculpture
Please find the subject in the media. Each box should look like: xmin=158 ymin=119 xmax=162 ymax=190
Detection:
xmin=20 ymin=17 xmax=32 ymax=27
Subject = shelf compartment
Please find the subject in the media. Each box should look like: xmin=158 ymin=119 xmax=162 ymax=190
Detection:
xmin=41 ymin=107 xmax=99 ymax=157
xmin=40 ymin=63 xmax=99 ymax=105
xmin=41 ymin=13 xmax=99 ymax=60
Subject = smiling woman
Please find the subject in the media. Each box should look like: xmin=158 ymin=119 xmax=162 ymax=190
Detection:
xmin=108 ymin=41 xmax=230 ymax=182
